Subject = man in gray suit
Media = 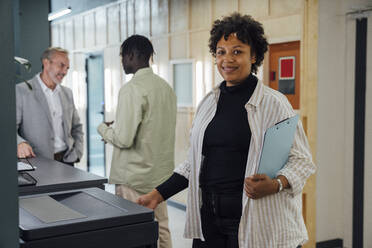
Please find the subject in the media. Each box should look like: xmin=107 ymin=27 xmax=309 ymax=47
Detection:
xmin=16 ymin=47 xmax=83 ymax=166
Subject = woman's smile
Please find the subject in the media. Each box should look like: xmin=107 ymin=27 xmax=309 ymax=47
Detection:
xmin=221 ymin=65 xmax=239 ymax=73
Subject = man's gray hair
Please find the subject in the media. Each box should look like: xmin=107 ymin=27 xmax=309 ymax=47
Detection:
xmin=41 ymin=47 xmax=69 ymax=62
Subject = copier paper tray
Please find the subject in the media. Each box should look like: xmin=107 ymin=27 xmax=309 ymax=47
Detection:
xmin=19 ymin=187 xmax=154 ymax=241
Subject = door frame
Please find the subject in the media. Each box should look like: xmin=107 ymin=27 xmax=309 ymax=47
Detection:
xmin=85 ymin=52 xmax=106 ymax=176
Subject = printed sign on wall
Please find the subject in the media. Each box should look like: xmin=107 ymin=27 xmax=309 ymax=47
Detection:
xmin=278 ymin=56 xmax=295 ymax=94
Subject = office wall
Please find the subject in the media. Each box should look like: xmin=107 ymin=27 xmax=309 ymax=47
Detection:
xmin=0 ymin=0 xmax=18 ymax=247
xmin=14 ymin=0 xmax=50 ymax=80
xmin=317 ymin=0 xmax=372 ymax=247
xmin=317 ymin=1 xmax=347 ymax=243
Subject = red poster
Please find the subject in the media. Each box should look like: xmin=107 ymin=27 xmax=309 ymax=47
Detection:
xmin=279 ymin=56 xmax=295 ymax=80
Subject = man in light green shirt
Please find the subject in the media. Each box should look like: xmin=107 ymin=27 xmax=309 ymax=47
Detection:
xmin=97 ymin=35 xmax=176 ymax=248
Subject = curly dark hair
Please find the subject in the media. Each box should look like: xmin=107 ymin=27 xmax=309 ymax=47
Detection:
xmin=209 ymin=12 xmax=268 ymax=74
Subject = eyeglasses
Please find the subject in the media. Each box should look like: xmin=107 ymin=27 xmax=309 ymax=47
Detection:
xmin=48 ymin=59 xmax=69 ymax=70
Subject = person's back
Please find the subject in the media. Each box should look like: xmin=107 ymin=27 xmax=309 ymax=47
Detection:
xmin=108 ymin=68 xmax=177 ymax=193
xmin=97 ymin=35 xmax=176 ymax=248
xmin=134 ymin=70 xmax=177 ymax=179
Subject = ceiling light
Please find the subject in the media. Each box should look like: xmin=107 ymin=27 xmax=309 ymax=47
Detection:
xmin=48 ymin=7 xmax=72 ymax=21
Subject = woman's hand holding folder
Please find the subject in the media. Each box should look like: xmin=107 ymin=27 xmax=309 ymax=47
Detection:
xmin=244 ymin=174 xmax=289 ymax=199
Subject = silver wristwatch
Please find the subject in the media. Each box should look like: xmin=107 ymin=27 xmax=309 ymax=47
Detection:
xmin=276 ymin=178 xmax=283 ymax=192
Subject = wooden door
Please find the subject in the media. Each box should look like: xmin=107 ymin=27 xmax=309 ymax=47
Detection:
xmin=269 ymin=41 xmax=300 ymax=109
xmin=269 ymin=40 xmax=316 ymax=248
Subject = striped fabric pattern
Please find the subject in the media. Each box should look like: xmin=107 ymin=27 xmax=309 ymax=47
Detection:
xmin=174 ymin=81 xmax=316 ymax=247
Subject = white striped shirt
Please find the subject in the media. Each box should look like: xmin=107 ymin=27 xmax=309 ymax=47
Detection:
xmin=174 ymin=81 xmax=316 ymax=247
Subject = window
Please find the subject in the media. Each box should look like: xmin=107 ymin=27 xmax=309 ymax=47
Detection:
xmin=172 ymin=61 xmax=193 ymax=107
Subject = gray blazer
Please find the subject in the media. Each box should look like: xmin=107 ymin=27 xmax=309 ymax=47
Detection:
xmin=16 ymin=74 xmax=84 ymax=163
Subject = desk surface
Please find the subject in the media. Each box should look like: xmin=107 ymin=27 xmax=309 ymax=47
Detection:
xmin=19 ymin=157 xmax=107 ymax=196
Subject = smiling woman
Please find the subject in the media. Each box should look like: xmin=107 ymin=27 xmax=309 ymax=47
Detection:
xmin=209 ymin=13 xmax=268 ymax=75
xmin=137 ymin=12 xmax=315 ymax=248
xmin=215 ymin=35 xmax=256 ymax=86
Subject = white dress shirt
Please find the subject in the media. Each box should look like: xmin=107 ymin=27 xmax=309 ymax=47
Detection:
xmin=37 ymin=74 xmax=67 ymax=153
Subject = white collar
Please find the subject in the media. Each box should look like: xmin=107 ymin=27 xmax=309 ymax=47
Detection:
xmin=37 ymin=73 xmax=61 ymax=93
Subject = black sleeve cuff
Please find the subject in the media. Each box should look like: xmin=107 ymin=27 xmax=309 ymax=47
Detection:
xmin=156 ymin=173 xmax=189 ymax=200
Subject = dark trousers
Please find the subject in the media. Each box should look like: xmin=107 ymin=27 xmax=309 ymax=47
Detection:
xmin=192 ymin=191 xmax=241 ymax=248
xmin=192 ymin=190 xmax=303 ymax=248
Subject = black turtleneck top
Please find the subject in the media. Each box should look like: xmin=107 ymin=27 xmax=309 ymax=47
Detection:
xmin=157 ymin=74 xmax=258 ymax=199
xmin=200 ymin=74 xmax=257 ymax=193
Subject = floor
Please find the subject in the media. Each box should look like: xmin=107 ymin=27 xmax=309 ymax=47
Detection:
xmin=105 ymin=184 xmax=192 ymax=248
xmin=168 ymin=202 xmax=193 ymax=248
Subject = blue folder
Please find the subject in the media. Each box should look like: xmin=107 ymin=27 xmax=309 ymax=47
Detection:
xmin=257 ymin=114 xmax=299 ymax=178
